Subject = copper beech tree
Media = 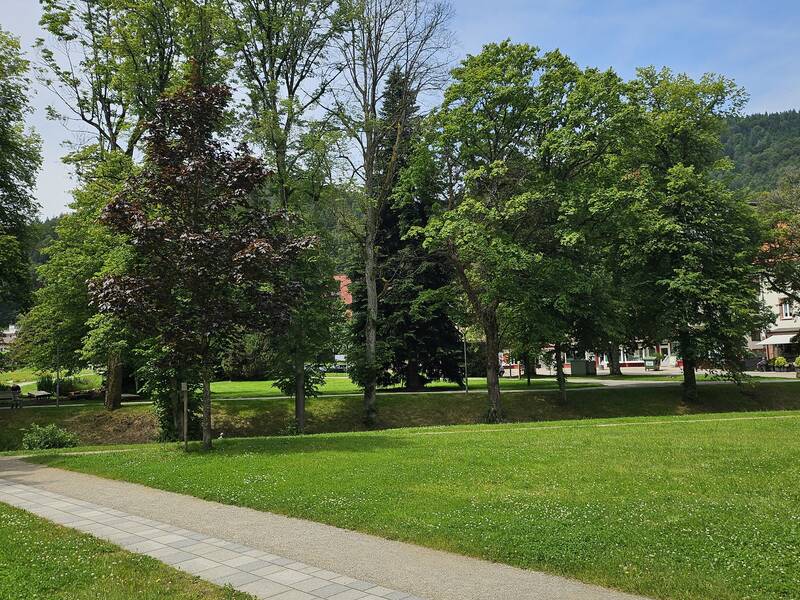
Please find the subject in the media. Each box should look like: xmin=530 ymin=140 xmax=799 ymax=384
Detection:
xmin=91 ymin=77 xmax=314 ymax=450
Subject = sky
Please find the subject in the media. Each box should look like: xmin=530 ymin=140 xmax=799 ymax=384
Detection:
xmin=3 ymin=0 xmax=800 ymax=218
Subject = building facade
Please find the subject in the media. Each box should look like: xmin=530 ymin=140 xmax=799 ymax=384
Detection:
xmin=751 ymin=288 xmax=799 ymax=361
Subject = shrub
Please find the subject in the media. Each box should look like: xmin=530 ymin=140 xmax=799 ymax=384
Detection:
xmin=774 ymin=356 xmax=788 ymax=368
xmin=36 ymin=374 xmax=55 ymax=392
xmin=794 ymin=356 xmax=800 ymax=368
xmin=21 ymin=424 xmax=80 ymax=450
xmin=36 ymin=374 xmax=90 ymax=395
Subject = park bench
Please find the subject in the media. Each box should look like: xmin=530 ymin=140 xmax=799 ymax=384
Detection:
xmin=0 ymin=390 xmax=12 ymax=407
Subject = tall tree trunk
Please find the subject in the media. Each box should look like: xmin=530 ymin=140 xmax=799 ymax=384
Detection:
xmin=170 ymin=375 xmax=181 ymax=437
xmin=554 ymin=343 xmax=567 ymax=404
xmin=525 ymin=352 xmax=531 ymax=386
xmin=484 ymin=314 xmax=503 ymax=422
xmin=608 ymin=343 xmax=622 ymax=376
xmin=363 ymin=208 xmax=379 ymax=426
xmin=104 ymin=351 xmax=123 ymax=410
xmin=294 ymin=356 xmax=305 ymax=433
xmin=201 ymin=371 xmax=212 ymax=450
xmin=680 ymin=333 xmax=698 ymax=403
xmin=405 ymin=360 xmax=424 ymax=391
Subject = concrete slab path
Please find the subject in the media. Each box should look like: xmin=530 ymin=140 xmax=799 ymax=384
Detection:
xmin=0 ymin=457 xmax=648 ymax=600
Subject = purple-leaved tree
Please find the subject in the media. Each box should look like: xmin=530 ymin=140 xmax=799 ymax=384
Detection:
xmin=91 ymin=72 xmax=315 ymax=450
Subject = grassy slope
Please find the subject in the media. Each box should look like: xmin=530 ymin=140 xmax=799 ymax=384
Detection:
xmin=34 ymin=410 xmax=800 ymax=600
xmin=0 ymin=502 xmax=252 ymax=600
xmin=3 ymin=382 xmax=800 ymax=451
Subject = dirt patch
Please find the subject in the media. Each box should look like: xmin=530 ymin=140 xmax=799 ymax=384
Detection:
xmin=63 ymin=411 xmax=158 ymax=446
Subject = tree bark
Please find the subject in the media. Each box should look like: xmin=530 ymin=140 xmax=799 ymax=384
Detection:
xmin=104 ymin=351 xmax=123 ymax=410
xmin=202 ymin=371 xmax=212 ymax=450
xmin=554 ymin=343 xmax=567 ymax=404
xmin=405 ymin=360 xmax=424 ymax=391
xmin=680 ymin=333 xmax=698 ymax=403
xmin=525 ymin=352 xmax=531 ymax=386
xmin=363 ymin=209 xmax=379 ymax=426
xmin=294 ymin=356 xmax=305 ymax=433
xmin=484 ymin=314 xmax=503 ymax=422
xmin=608 ymin=343 xmax=622 ymax=376
xmin=170 ymin=376 xmax=181 ymax=436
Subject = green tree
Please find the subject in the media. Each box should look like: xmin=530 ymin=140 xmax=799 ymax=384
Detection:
xmin=631 ymin=67 xmax=771 ymax=402
xmin=423 ymin=41 xmax=633 ymax=416
xmin=0 ymin=28 xmax=42 ymax=326
xmin=333 ymin=0 xmax=452 ymax=425
xmin=24 ymin=0 xmax=194 ymax=407
xmin=756 ymin=168 xmax=800 ymax=304
xmin=14 ymin=154 xmax=132 ymax=399
xmin=265 ymin=254 xmax=343 ymax=433
xmin=349 ymin=66 xmax=463 ymax=391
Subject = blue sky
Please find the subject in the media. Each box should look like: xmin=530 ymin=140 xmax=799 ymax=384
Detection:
xmin=3 ymin=0 xmax=800 ymax=217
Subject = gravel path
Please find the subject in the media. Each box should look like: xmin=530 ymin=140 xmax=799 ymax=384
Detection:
xmin=0 ymin=456 xmax=648 ymax=600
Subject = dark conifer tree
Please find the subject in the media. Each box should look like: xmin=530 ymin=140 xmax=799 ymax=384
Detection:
xmin=350 ymin=66 xmax=462 ymax=391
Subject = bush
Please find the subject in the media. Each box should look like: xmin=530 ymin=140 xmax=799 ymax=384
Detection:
xmin=21 ymin=424 xmax=80 ymax=450
xmin=774 ymin=356 xmax=788 ymax=368
xmin=794 ymin=356 xmax=800 ymax=369
xmin=36 ymin=374 xmax=54 ymax=392
xmin=36 ymin=374 xmax=91 ymax=395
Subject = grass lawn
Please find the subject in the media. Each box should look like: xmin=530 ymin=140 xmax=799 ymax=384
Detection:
xmin=3 ymin=382 xmax=800 ymax=452
xmin=32 ymin=409 xmax=800 ymax=600
xmin=0 ymin=502 xmax=252 ymax=600
xmin=0 ymin=368 xmax=102 ymax=395
xmin=210 ymin=374 xmax=584 ymax=398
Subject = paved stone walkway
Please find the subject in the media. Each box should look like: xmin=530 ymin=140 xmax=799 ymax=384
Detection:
xmin=0 ymin=457 xmax=649 ymax=600
xmin=0 ymin=477 xmax=416 ymax=600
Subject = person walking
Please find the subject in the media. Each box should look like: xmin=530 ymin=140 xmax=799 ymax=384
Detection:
xmin=10 ymin=383 xmax=21 ymax=409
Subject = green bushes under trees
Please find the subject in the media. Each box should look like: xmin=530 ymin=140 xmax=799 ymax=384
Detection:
xmin=21 ymin=424 xmax=79 ymax=450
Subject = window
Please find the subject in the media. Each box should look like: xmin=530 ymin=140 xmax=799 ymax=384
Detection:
xmin=781 ymin=300 xmax=793 ymax=319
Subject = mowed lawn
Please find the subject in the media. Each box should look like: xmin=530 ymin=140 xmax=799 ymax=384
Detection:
xmin=34 ymin=410 xmax=800 ymax=600
xmin=0 ymin=502 xmax=252 ymax=600
xmin=209 ymin=374 xmax=581 ymax=398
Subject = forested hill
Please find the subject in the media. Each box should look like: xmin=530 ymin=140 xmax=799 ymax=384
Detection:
xmin=721 ymin=109 xmax=800 ymax=191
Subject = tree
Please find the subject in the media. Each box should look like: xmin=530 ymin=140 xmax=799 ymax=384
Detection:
xmin=0 ymin=28 xmax=42 ymax=326
xmin=631 ymin=67 xmax=771 ymax=402
xmin=224 ymin=0 xmax=342 ymax=209
xmin=13 ymin=154 xmax=132 ymax=390
xmin=266 ymin=259 xmax=342 ymax=433
xmin=225 ymin=0 xmax=344 ymax=428
xmin=756 ymin=169 xmax=800 ymax=304
xmin=333 ymin=0 xmax=452 ymax=424
xmin=422 ymin=42 xmax=633 ymax=416
xmin=92 ymin=74 xmax=314 ymax=450
xmin=36 ymin=0 xmax=183 ymax=159
xmin=349 ymin=66 xmax=463 ymax=391
xmin=23 ymin=0 xmax=189 ymax=407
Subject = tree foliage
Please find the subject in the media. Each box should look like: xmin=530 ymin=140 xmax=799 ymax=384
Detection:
xmin=92 ymin=76 xmax=314 ymax=449
xmin=630 ymin=67 xmax=771 ymax=400
xmin=0 ymin=27 xmax=42 ymax=325
xmin=756 ymin=169 xmax=800 ymax=304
